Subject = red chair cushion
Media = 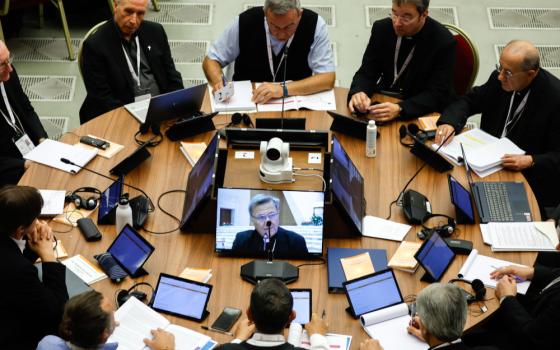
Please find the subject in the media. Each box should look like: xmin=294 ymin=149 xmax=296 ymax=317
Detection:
xmin=453 ymin=34 xmax=475 ymax=96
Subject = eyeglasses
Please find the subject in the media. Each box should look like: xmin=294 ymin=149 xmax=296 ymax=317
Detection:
xmin=252 ymin=212 xmax=279 ymax=222
xmin=389 ymin=12 xmax=417 ymax=24
xmin=495 ymin=64 xmax=525 ymax=80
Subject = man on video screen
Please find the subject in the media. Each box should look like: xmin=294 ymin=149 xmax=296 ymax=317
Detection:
xmin=232 ymin=194 xmax=308 ymax=257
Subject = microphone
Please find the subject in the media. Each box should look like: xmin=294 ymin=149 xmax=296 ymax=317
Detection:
xmin=266 ymin=220 xmax=273 ymax=262
xmin=280 ymin=45 xmax=289 ymax=130
xmin=60 ymin=157 xmax=154 ymax=213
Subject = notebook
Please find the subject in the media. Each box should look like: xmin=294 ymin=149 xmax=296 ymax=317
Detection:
xmin=151 ymin=273 xmax=213 ymax=322
xmin=460 ymin=143 xmax=532 ymax=223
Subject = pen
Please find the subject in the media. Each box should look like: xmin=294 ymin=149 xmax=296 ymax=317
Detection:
xmin=201 ymin=325 xmax=234 ymax=337
xmin=491 ymin=265 xmax=525 ymax=282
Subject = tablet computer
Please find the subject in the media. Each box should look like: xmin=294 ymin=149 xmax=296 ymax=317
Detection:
xmin=107 ymin=224 xmax=155 ymax=277
xmin=343 ymin=269 xmax=403 ymax=319
xmin=414 ymin=232 xmax=455 ymax=282
xmin=290 ymin=288 xmax=312 ymax=325
xmin=151 ymin=273 xmax=212 ymax=322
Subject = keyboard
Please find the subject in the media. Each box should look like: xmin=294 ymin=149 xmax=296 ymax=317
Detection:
xmin=482 ymin=182 xmax=514 ymax=222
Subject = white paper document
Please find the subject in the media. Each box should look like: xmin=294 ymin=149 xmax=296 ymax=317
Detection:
xmin=208 ymin=80 xmax=256 ymax=113
xmin=256 ymin=87 xmax=336 ymax=112
xmin=458 ymin=249 xmax=531 ymax=294
xmin=24 ymin=139 xmax=98 ymax=173
xmin=61 ymin=255 xmax=107 ymax=285
xmin=361 ymin=303 xmax=426 ymax=350
xmin=109 ymin=297 xmax=216 ymax=350
xmin=484 ymin=222 xmax=558 ymax=251
xmin=432 ymin=128 xmax=498 ymax=165
xmin=362 ymin=216 xmax=411 ymax=241
xmin=39 ymin=189 xmax=65 ymax=216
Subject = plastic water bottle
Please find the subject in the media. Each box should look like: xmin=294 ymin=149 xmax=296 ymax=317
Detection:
xmin=366 ymin=120 xmax=377 ymax=157
xmin=115 ymin=195 xmax=133 ymax=234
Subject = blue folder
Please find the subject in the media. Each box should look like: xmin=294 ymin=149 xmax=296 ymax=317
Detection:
xmin=327 ymin=247 xmax=388 ymax=293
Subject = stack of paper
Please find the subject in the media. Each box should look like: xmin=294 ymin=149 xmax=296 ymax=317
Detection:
xmin=256 ymin=87 xmax=336 ymax=112
xmin=61 ymin=254 xmax=107 ymax=285
xmin=480 ymin=221 xmax=558 ymax=252
xmin=179 ymin=266 xmax=212 ymax=283
xmin=38 ymin=189 xmax=66 ymax=216
xmin=340 ymin=252 xmax=375 ymax=281
xmin=362 ymin=216 xmax=411 ymax=241
xmin=24 ymin=139 xmax=98 ymax=173
xmin=208 ymin=80 xmax=256 ymax=113
xmin=109 ymin=297 xmax=217 ymax=350
xmin=180 ymin=142 xmax=207 ymax=166
xmin=388 ymin=241 xmax=421 ymax=273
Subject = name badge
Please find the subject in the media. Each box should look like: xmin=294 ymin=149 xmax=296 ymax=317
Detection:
xmin=135 ymin=93 xmax=151 ymax=102
xmin=14 ymin=133 xmax=35 ymax=156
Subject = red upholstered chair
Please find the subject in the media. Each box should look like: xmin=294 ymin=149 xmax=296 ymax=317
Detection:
xmin=0 ymin=0 xmax=74 ymax=60
xmin=444 ymin=23 xmax=479 ymax=96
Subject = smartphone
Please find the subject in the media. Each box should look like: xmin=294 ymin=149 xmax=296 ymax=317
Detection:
xmin=290 ymin=289 xmax=312 ymax=325
xmin=211 ymin=307 xmax=242 ymax=331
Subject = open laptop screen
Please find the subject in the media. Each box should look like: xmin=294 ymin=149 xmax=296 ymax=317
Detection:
xmin=343 ymin=269 xmax=403 ymax=317
xmin=98 ymin=177 xmax=123 ymax=224
xmin=151 ymin=273 xmax=212 ymax=322
xmin=107 ymin=224 xmax=154 ymax=276
xmin=448 ymin=175 xmax=475 ymax=222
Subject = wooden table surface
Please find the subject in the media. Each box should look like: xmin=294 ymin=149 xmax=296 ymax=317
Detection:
xmin=19 ymin=87 xmax=539 ymax=347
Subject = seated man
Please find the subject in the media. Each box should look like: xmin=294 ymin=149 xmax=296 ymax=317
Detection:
xmin=232 ymin=194 xmax=308 ymax=257
xmin=0 ymin=40 xmax=48 ymax=187
xmin=0 ymin=185 xmax=68 ymax=349
xmin=348 ymin=0 xmax=456 ymax=122
xmin=460 ymin=263 xmax=560 ymax=350
xmin=202 ymin=0 xmax=335 ymax=104
xmin=38 ymin=290 xmax=174 ymax=350
xmin=436 ymin=40 xmax=560 ymax=212
xmin=218 ymin=278 xmax=329 ymax=350
xmin=80 ymin=0 xmax=183 ymax=123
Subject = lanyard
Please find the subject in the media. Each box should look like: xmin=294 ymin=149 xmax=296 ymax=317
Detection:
xmin=430 ymin=339 xmax=461 ymax=350
xmin=122 ymin=36 xmax=141 ymax=87
xmin=392 ymin=36 xmax=415 ymax=88
xmin=0 ymin=82 xmax=23 ymax=135
xmin=542 ymin=276 xmax=560 ymax=293
xmin=264 ymin=18 xmax=294 ymax=82
xmin=501 ymin=90 xmax=530 ymax=137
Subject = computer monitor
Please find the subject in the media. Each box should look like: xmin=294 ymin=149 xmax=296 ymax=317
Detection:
xmin=414 ymin=232 xmax=455 ymax=282
xmin=215 ymin=188 xmax=324 ymax=258
xmin=180 ymin=133 xmax=219 ymax=230
xmin=331 ymin=136 xmax=365 ymax=233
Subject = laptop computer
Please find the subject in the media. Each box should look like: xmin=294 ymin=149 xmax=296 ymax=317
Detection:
xmin=124 ymin=83 xmax=207 ymax=124
xmin=460 ymin=143 xmax=532 ymax=223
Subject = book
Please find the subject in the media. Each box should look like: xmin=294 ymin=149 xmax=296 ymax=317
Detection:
xmin=256 ymin=87 xmax=336 ymax=112
xmin=208 ymin=80 xmax=256 ymax=113
xmin=179 ymin=266 xmax=212 ymax=283
xmin=288 ymin=324 xmax=352 ymax=350
xmin=340 ymin=252 xmax=375 ymax=281
xmin=458 ymin=249 xmax=531 ymax=294
xmin=38 ymin=189 xmax=65 ymax=216
xmin=362 ymin=216 xmax=411 ymax=241
xmin=108 ymin=296 xmax=217 ymax=350
xmin=24 ymin=139 xmax=98 ymax=173
xmin=387 ymin=241 xmax=421 ymax=273
xmin=180 ymin=142 xmax=207 ymax=166
xmin=482 ymin=222 xmax=558 ymax=252
xmin=327 ymin=247 xmax=388 ymax=293
xmin=61 ymin=254 xmax=107 ymax=285
xmin=360 ymin=303 xmax=426 ymax=350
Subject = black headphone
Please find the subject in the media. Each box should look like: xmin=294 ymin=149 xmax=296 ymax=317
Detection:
xmin=134 ymin=130 xmax=162 ymax=147
xmin=116 ymin=282 xmax=155 ymax=308
xmin=228 ymin=112 xmax=254 ymax=128
xmin=65 ymin=187 xmax=102 ymax=210
xmin=417 ymin=213 xmax=456 ymax=240
xmin=399 ymin=123 xmax=433 ymax=147
xmin=449 ymin=278 xmax=486 ymax=304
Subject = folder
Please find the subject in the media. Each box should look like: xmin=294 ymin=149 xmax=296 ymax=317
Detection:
xmin=327 ymin=247 xmax=387 ymax=293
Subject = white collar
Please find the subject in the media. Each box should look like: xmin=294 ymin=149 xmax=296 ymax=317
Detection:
xmin=246 ymin=332 xmax=286 ymax=347
xmin=10 ymin=236 xmax=26 ymax=253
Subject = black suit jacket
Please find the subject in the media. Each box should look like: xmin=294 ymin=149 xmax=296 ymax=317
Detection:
xmin=438 ymin=69 xmax=560 ymax=208
xmin=428 ymin=341 xmax=498 ymax=350
xmin=0 ymin=67 xmax=47 ymax=186
xmin=0 ymin=234 xmax=68 ymax=349
xmin=232 ymin=227 xmax=309 ymax=258
xmin=348 ymin=17 xmax=456 ymax=119
xmin=495 ymin=265 xmax=560 ymax=350
xmin=80 ymin=19 xmax=183 ymax=123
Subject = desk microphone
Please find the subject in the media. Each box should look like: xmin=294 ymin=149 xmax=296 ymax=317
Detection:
xmin=280 ymin=45 xmax=289 ymax=130
xmin=60 ymin=158 xmax=154 ymax=225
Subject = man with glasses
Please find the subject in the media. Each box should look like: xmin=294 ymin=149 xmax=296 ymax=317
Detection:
xmin=348 ymin=0 xmax=456 ymax=121
xmin=232 ymin=194 xmax=308 ymax=257
xmin=0 ymin=40 xmax=49 ymax=187
xmin=436 ymin=40 xmax=560 ymax=215
xmin=202 ymin=0 xmax=335 ymax=104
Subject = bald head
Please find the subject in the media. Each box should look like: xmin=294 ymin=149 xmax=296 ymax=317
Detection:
xmin=503 ymin=40 xmax=540 ymax=71
xmin=0 ymin=40 xmax=12 ymax=82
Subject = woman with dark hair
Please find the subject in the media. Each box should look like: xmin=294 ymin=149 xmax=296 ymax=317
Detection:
xmin=0 ymin=185 xmax=68 ymax=349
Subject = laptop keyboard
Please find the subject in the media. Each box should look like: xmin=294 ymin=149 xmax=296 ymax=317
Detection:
xmin=483 ymin=182 xmax=514 ymax=221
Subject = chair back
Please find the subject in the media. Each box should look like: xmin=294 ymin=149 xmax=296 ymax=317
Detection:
xmin=78 ymin=20 xmax=107 ymax=79
xmin=444 ymin=23 xmax=479 ymax=96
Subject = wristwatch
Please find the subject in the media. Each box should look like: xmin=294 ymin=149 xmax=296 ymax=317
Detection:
xmin=282 ymin=83 xmax=289 ymax=98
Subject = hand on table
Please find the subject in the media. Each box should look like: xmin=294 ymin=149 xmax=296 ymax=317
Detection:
xmin=490 ymin=265 xmax=534 ymax=281
xmin=501 ymin=154 xmax=533 ymax=171
xmin=348 ymin=92 xmax=372 ymax=114
xmin=360 ymin=338 xmax=384 ymax=350
xmin=143 ymin=328 xmax=175 ymax=350
xmin=368 ymin=102 xmax=400 ymax=122
xmin=252 ymin=83 xmax=283 ymax=104
xmin=406 ymin=315 xmax=425 ymax=342
xmin=234 ymin=318 xmax=255 ymax=341
xmin=434 ymin=124 xmax=455 ymax=146
xmin=306 ymin=312 xmax=328 ymax=336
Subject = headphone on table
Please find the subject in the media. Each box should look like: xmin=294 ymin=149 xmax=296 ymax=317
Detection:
xmin=449 ymin=278 xmax=486 ymax=304
xmin=417 ymin=213 xmax=456 ymax=240
xmin=116 ymin=282 xmax=155 ymax=308
xmin=399 ymin=123 xmax=433 ymax=147
xmin=228 ymin=112 xmax=254 ymax=128
xmin=65 ymin=187 xmax=102 ymax=210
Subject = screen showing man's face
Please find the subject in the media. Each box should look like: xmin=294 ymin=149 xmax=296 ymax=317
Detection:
xmin=251 ymin=201 xmax=280 ymax=238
